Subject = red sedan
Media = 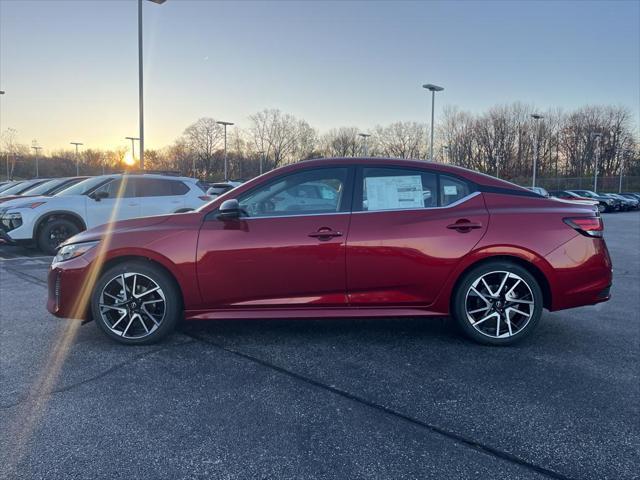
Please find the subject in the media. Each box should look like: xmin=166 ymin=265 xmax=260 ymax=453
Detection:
xmin=47 ymin=158 xmax=612 ymax=346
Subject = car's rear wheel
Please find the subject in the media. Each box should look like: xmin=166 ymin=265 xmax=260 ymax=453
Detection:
xmin=37 ymin=218 xmax=80 ymax=255
xmin=452 ymin=261 xmax=543 ymax=345
xmin=91 ymin=261 xmax=181 ymax=345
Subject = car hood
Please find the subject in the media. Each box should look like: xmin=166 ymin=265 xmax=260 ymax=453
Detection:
xmin=65 ymin=214 xmax=175 ymax=245
xmin=0 ymin=195 xmax=51 ymax=210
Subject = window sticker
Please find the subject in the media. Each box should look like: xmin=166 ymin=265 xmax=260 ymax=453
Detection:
xmin=365 ymin=175 xmax=424 ymax=211
xmin=444 ymin=185 xmax=458 ymax=196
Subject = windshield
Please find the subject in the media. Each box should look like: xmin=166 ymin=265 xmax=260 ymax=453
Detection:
xmin=56 ymin=176 xmax=112 ymax=196
xmin=0 ymin=182 xmax=21 ymax=194
xmin=21 ymin=179 xmax=66 ymax=196
xmin=0 ymin=180 xmax=45 ymax=196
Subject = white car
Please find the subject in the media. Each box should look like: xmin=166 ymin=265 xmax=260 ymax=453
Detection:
xmin=205 ymin=180 xmax=243 ymax=198
xmin=0 ymin=173 xmax=210 ymax=254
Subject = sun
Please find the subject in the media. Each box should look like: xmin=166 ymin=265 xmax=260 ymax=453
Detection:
xmin=123 ymin=150 xmax=136 ymax=166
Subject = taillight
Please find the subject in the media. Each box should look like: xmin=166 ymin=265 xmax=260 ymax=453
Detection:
xmin=198 ymin=195 xmax=212 ymax=201
xmin=563 ymin=216 xmax=604 ymax=238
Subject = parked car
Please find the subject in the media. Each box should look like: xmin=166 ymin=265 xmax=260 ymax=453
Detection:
xmin=0 ymin=177 xmax=87 ymax=204
xmin=205 ymin=180 xmax=243 ymax=198
xmin=568 ymin=190 xmax=620 ymax=212
xmin=548 ymin=190 xmax=603 ymax=211
xmin=600 ymin=193 xmax=635 ymax=211
xmin=605 ymin=193 xmax=639 ymax=210
xmin=620 ymin=192 xmax=640 ymax=202
xmin=0 ymin=178 xmax=50 ymax=197
xmin=527 ymin=186 xmax=550 ymax=197
xmin=48 ymin=158 xmax=612 ymax=346
xmin=0 ymin=173 xmax=211 ymax=254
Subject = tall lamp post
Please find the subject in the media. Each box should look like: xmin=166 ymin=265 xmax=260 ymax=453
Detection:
xmin=1 ymin=90 xmax=6 ymax=180
xmin=31 ymin=145 xmax=42 ymax=177
xmin=137 ymin=0 xmax=167 ymax=170
xmin=422 ymin=83 xmax=444 ymax=161
xmin=70 ymin=142 xmax=83 ymax=176
xmin=358 ymin=133 xmax=371 ymax=156
xmin=618 ymin=148 xmax=627 ymax=193
xmin=258 ymin=150 xmax=266 ymax=175
xmin=530 ymin=114 xmax=543 ymax=187
xmin=125 ymin=136 xmax=139 ymax=166
xmin=590 ymin=132 xmax=601 ymax=193
xmin=216 ymin=121 xmax=234 ymax=181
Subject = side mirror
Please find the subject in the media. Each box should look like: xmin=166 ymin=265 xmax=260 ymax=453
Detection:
xmin=91 ymin=190 xmax=109 ymax=201
xmin=217 ymin=199 xmax=242 ymax=220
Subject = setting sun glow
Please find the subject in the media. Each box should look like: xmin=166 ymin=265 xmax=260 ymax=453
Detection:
xmin=123 ymin=150 xmax=136 ymax=166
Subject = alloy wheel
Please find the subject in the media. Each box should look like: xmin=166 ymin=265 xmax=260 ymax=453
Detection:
xmin=464 ymin=270 xmax=535 ymax=339
xmin=98 ymin=272 xmax=166 ymax=339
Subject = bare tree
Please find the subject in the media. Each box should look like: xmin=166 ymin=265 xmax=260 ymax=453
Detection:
xmin=320 ymin=127 xmax=360 ymax=157
xmin=183 ymin=118 xmax=223 ymax=177
xmin=373 ymin=121 xmax=426 ymax=159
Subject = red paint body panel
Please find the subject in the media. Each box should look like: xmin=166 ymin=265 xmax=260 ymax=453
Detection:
xmin=346 ymin=194 xmax=488 ymax=307
xmin=46 ymin=158 xmax=613 ymax=323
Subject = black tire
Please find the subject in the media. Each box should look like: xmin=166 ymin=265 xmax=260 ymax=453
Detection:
xmin=37 ymin=218 xmax=80 ymax=255
xmin=91 ymin=260 xmax=181 ymax=345
xmin=452 ymin=261 xmax=544 ymax=346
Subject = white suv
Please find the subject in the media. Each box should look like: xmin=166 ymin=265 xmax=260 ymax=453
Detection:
xmin=0 ymin=173 xmax=210 ymax=254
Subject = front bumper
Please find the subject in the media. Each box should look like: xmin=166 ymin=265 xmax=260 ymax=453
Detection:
xmin=0 ymin=227 xmax=15 ymax=245
xmin=47 ymin=255 xmax=93 ymax=320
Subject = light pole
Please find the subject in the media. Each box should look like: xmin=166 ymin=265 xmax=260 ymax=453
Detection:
xmin=216 ymin=121 xmax=234 ymax=181
xmin=125 ymin=136 xmax=139 ymax=165
xmin=590 ymin=132 xmax=601 ymax=193
xmin=137 ymin=0 xmax=167 ymax=170
xmin=618 ymin=148 xmax=627 ymax=193
xmin=258 ymin=150 xmax=266 ymax=175
xmin=1 ymin=90 xmax=6 ymax=180
xmin=530 ymin=114 xmax=543 ymax=187
xmin=31 ymin=145 xmax=42 ymax=177
xmin=358 ymin=133 xmax=371 ymax=156
xmin=422 ymin=83 xmax=444 ymax=161
xmin=70 ymin=142 xmax=83 ymax=176
xmin=441 ymin=145 xmax=450 ymax=163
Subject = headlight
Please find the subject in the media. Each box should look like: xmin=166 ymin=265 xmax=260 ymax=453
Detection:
xmin=53 ymin=241 xmax=99 ymax=263
xmin=1 ymin=212 xmax=23 ymax=231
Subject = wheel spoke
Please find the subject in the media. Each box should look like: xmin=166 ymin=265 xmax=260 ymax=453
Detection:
xmin=141 ymin=306 xmax=160 ymax=326
xmin=134 ymin=286 xmax=159 ymax=299
xmin=99 ymin=303 xmax=126 ymax=312
xmin=121 ymin=315 xmax=135 ymax=337
xmin=110 ymin=311 xmax=127 ymax=330
xmin=466 ymin=270 xmax=535 ymax=339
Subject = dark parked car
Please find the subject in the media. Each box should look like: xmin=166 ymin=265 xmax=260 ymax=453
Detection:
xmin=49 ymin=158 xmax=612 ymax=347
xmin=552 ymin=190 xmax=610 ymax=213
xmin=568 ymin=190 xmax=620 ymax=212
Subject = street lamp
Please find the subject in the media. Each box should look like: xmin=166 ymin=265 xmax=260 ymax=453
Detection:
xmin=137 ymin=0 xmax=167 ymax=170
xmin=618 ymin=148 xmax=628 ymax=193
xmin=0 ymin=90 xmax=5 ymax=180
xmin=70 ymin=142 xmax=83 ymax=176
xmin=530 ymin=114 xmax=543 ymax=187
xmin=358 ymin=133 xmax=371 ymax=156
xmin=125 ymin=136 xmax=139 ymax=164
xmin=422 ymin=83 xmax=444 ymax=161
xmin=216 ymin=121 xmax=234 ymax=181
xmin=31 ymin=145 xmax=42 ymax=177
xmin=441 ymin=144 xmax=450 ymax=163
xmin=590 ymin=132 xmax=602 ymax=193
xmin=258 ymin=150 xmax=266 ymax=175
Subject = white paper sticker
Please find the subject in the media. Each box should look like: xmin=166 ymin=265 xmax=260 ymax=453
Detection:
xmin=365 ymin=175 xmax=424 ymax=211
xmin=444 ymin=185 xmax=458 ymax=196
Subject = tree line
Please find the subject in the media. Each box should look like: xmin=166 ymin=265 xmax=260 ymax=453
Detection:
xmin=2 ymin=104 xmax=638 ymax=184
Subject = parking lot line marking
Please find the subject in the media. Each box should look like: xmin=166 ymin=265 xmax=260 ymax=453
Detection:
xmin=185 ymin=331 xmax=577 ymax=480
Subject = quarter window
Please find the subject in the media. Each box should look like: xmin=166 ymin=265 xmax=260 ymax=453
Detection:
xmin=440 ymin=175 xmax=471 ymax=206
xmin=134 ymin=178 xmax=180 ymax=197
xmin=238 ymin=168 xmax=348 ymax=217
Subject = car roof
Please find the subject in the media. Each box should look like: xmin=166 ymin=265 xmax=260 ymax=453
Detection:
xmin=287 ymin=157 xmax=532 ymax=192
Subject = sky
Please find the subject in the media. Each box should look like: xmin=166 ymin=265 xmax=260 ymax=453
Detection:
xmin=0 ymin=0 xmax=638 ymax=153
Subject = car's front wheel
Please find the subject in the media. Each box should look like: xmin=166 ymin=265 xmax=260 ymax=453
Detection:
xmin=37 ymin=218 xmax=80 ymax=255
xmin=452 ymin=261 xmax=543 ymax=345
xmin=91 ymin=260 xmax=181 ymax=345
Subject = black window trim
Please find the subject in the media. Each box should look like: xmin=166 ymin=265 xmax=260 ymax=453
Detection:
xmin=205 ymin=165 xmax=356 ymax=221
xmin=353 ymin=165 xmax=479 ymax=213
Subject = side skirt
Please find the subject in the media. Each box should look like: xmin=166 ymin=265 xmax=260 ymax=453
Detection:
xmin=184 ymin=306 xmax=447 ymax=321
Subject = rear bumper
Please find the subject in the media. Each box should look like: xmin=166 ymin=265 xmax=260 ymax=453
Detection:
xmin=544 ymin=235 xmax=613 ymax=311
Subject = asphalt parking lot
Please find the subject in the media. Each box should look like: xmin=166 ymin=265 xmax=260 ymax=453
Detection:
xmin=0 ymin=212 xmax=638 ymax=480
